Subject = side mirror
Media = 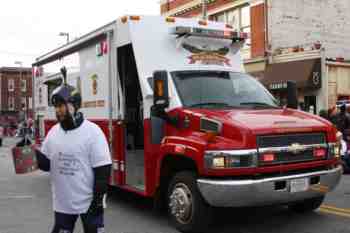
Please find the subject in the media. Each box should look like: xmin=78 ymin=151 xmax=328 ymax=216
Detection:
xmin=153 ymin=70 xmax=169 ymax=109
xmin=287 ymin=80 xmax=298 ymax=109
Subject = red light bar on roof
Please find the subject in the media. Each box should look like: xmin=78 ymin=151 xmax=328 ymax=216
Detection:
xmin=171 ymin=26 xmax=247 ymax=42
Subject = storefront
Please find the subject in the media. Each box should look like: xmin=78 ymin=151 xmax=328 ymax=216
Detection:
xmin=327 ymin=61 xmax=350 ymax=108
xmin=259 ymin=58 xmax=322 ymax=114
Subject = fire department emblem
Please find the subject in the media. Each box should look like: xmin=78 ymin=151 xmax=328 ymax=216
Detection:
xmin=182 ymin=43 xmax=231 ymax=66
xmin=90 ymin=74 xmax=98 ymax=95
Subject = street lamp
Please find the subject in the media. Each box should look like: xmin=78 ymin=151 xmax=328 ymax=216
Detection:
xmin=59 ymin=32 xmax=70 ymax=44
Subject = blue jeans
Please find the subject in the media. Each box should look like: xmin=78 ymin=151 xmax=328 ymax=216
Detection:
xmin=51 ymin=211 xmax=105 ymax=233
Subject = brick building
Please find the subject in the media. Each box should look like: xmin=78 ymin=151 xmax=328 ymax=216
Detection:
xmin=0 ymin=67 xmax=33 ymax=126
xmin=161 ymin=0 xmax=350 ymax=113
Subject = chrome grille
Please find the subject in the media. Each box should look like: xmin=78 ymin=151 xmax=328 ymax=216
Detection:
xmin=257 ymin=133 xmax=327 ymax=166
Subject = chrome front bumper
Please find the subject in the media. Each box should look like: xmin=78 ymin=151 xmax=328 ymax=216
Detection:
xmin=197 ymin=166 xmax=343 ymax=207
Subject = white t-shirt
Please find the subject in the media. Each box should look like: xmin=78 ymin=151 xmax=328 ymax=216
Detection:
xmin=40 ymin=120 xmax=112 ymax=214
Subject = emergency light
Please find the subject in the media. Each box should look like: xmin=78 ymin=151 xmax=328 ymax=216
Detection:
xmin=171 ymin=26 xmax=248 ymax=42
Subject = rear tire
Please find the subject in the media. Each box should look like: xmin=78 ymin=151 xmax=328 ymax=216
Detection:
xmin=167 ymin=171 xmax=212 ymax=233
xmin=288 ymin=196 xmax=324 ymax=213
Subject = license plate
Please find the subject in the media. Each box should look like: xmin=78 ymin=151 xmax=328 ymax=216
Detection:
xmin=290 ymin=178 xmax=309 ymax=193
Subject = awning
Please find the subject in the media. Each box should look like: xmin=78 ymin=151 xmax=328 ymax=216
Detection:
xmin=260 ymin=58 xmax=322 ymax=90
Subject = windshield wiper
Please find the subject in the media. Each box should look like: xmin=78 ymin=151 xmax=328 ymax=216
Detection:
xmin=189 ymin=102 xmax=236 ymax=108
xmin=240 ymin=102 xmax=280 ymax=109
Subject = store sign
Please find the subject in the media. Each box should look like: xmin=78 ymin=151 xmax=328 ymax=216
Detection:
xmin=269 ymin=82 xmax=288 ymax=90
xmin=311 ymin=71 xmax=321 ymax=87
xmin=307 ymin=59 xmax=322 ymax=89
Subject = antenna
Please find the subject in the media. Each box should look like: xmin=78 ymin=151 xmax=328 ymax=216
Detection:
xmin=60 ymin=66 xmax=67 ymax=85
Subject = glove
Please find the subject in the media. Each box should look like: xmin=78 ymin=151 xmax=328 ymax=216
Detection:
xmin=86 ymin=164 xmax=111 ymax=218
xmin=35 ymin=149 xmax=50 ymax=172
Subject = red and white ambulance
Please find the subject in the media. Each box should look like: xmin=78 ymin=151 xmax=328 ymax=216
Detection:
xmin=33 ymin=16 xmax=342 ymax=233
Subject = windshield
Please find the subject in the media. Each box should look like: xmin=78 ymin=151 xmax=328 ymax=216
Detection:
xmin=171 ymin=71 xmax=279 ymax=109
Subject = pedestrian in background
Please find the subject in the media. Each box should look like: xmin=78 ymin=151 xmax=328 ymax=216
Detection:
xmin=328 ymin=106 xmax=338 ymax=126
xmin=337 ymin=104 xmax=350 ymax=140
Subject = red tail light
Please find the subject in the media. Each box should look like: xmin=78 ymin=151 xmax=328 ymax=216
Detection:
xmin=313 ymin=148 xmax=326 ymax=158
xmin=262 ymin=153 xmax=275 ymax=162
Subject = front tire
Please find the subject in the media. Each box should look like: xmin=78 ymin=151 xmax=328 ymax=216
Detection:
xmin=288 ymin=196 xmax=325 ymax=213
xmin=167 ymin=171 xmax=212 ymax=233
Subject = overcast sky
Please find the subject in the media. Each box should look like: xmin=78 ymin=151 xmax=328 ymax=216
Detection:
xmin=0 ymin=0 xmax=160 ymax=68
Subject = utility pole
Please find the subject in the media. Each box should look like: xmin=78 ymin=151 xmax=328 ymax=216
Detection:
xmin=202 ymin=0 xmax=208 ymax=20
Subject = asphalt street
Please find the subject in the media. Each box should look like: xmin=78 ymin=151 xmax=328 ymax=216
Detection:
xmin=0 ymin=137 xmax=349 ymax=233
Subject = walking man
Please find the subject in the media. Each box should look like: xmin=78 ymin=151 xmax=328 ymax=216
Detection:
xmin=35 ymin=78 xmax=112 ymax=233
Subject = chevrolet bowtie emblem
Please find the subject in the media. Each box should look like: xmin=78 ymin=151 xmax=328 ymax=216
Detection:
xmin=288 ymin=143 xmax=306 ymax=154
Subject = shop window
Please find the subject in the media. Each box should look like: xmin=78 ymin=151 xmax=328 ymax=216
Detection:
xmin=8 ymin=97 xmax=15 ymax=110
xmin=28 ymin=97 xmax=32 ymax=110
xmin=212 ymin=4 xmax=251 ymax=50
xmin=304 ymin=96 xmax=317 ymax=114
xmin=8 ymin=79 xmax=14 ymax=92
xmin=21 ymin=97 xmax=27 ymax=110
xmin=21 ymin=79 xmax=27 ymax=92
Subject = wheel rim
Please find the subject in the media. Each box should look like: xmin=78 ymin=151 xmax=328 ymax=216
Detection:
xmin=169 ymin=182 xmax=193 ymax=224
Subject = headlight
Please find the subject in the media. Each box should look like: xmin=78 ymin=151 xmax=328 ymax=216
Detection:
xmin=329 ymin=143 xmax=340 ymax=159
xmin=205 ymin=150 xmax=257 ymax=169
xmin=212 ymin=156 xmax=225 ymax=168
xmin=334 ymin=146 xmax=340 ymax=158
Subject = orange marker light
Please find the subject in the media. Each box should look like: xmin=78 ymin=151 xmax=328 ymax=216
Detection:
xmin=121 ymin=16 xmax=128 ymax=23
xmin=155 ymin=80 xmax=164 ymax=97
xmin=130 ymin=15 xmax=141 ymax=21
xmin=205 ymin=131 xmax=217 ymax=142
xmin=166 ymin=17 xmax=176 ymax=23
